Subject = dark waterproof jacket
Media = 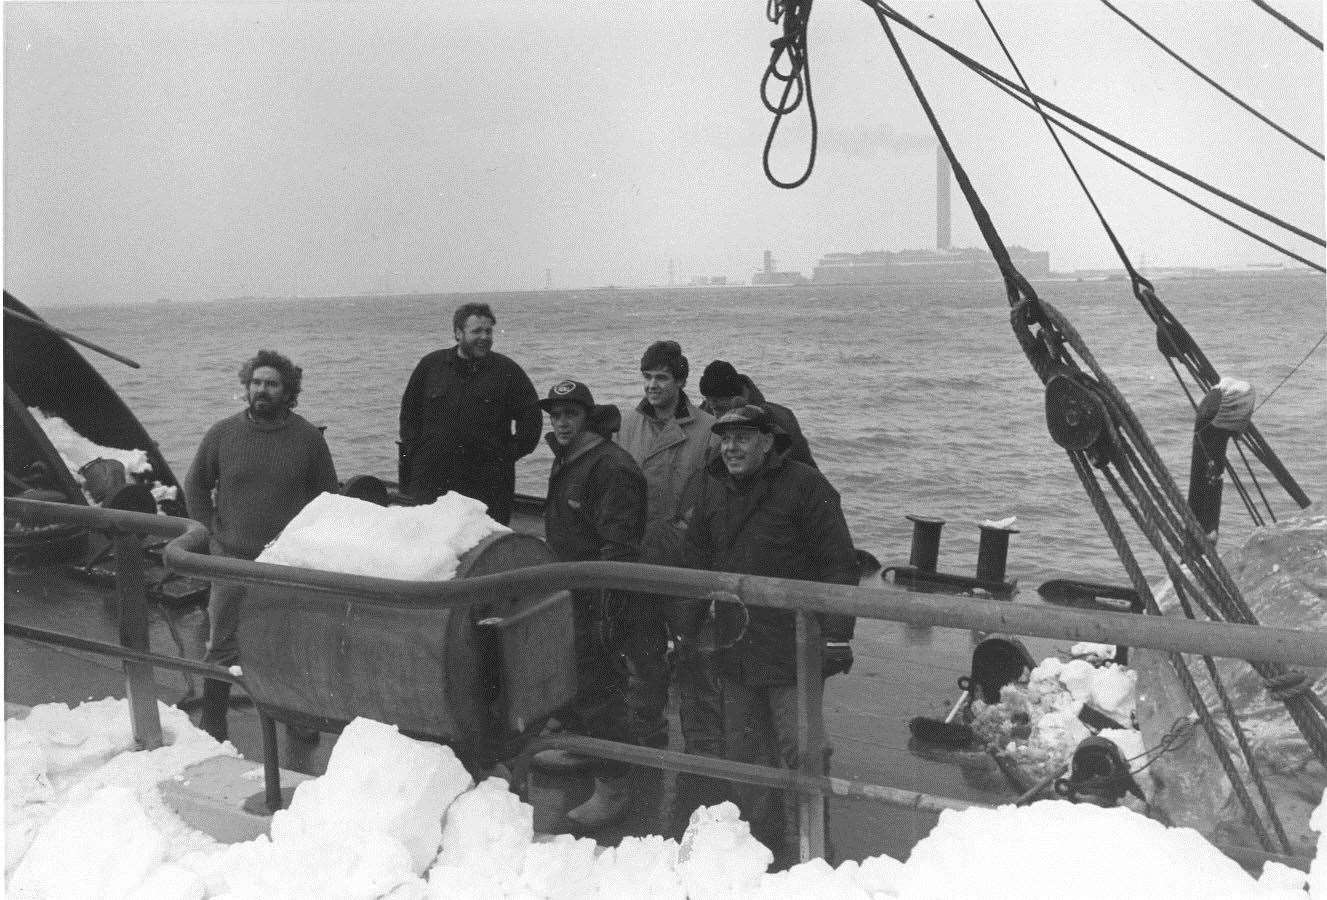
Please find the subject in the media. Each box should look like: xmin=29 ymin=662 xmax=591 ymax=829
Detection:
xmin=701 ymin=375 xmax=816 ymax=469
xmin=399 ymin=347 xmax=541 ymax=491
xmin=682 ymin=451 xmax=856 ymax=685
xmin=543 ymin=405 xmax=646 ymax=565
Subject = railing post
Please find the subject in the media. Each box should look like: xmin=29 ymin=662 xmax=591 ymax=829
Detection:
xmin=113 ymin=528 xmax=163 ymax=750
xmin=794 ymin=610 xmax=826 ymax=862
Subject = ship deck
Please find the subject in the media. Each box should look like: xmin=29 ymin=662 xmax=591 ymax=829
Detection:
xmin=3 ymin=506 xmax=1054 ymax=864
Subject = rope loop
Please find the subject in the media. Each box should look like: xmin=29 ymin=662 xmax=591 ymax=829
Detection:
xmin=760 ymin=0 xmax=818 ymax=189
xmin=1265 ymin=670 xmax=1312 ymax=701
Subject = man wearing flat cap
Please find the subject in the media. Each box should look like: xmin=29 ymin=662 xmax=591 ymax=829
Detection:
xmin=681 ymin=403 xmax=856 ymax=868
xmin=697 ymin=359 xmax=816 ymax=469
xmin=535 ymin=379 xmax=647 ymax=831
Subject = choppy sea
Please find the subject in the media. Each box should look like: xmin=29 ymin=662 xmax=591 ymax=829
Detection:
xmin=43 ymin=276 xmax=1326 ymax=591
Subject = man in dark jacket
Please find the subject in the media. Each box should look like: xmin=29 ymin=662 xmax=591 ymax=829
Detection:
xmin=697 ymin=360 xmax=817 ymax=468
xmin=681 ymin=404 xmax=856 ymax=865
xmin=535 ymin=379 xmax=647 ymax=831
xmin=398 ymin=302 xmax=541 ymax=524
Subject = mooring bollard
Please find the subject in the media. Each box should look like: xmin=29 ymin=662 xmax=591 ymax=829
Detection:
xmin=975 ymin=522 xmax=1020 ymax=586
xmin=905 ymin=514 xmax=945 ymax=573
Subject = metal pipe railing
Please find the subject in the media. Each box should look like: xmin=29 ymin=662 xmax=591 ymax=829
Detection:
xmin=17 ymin=496 xmax=1321 ymax=666
xmin=7 ymin=496 xmax=1324 ymax=867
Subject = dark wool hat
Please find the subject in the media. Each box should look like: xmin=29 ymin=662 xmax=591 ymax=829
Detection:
xmin=539 ymin=379 xmax=595 ymax=412
xmin=640 ymin=340 xmax=689 ymax=382
xmin=711 ymin=404 xmax=775 ymax=434
xmin=698 ymin=360 xmax=744 ymax=398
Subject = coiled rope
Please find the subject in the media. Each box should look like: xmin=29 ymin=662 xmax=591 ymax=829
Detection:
xmin=761 ymin=0 xmax=819 ymax=190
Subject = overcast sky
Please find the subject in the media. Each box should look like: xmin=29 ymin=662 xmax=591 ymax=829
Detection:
xmin=4 ymin=1 xmax=1323 ymax=304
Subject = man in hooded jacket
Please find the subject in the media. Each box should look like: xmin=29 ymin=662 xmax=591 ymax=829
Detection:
xmin=535 ymin=379 xmax=647 ymax=832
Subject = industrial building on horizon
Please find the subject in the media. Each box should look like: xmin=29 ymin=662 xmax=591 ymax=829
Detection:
xmin=811 ymin=145 xmax=1049 ymax=284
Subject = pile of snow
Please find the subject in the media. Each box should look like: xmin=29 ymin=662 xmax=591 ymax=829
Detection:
xmin=25 ymin=408 xmax=179 ymax=507
xmin=971 ymin=646 xmax=1142 ymax=786
xmin=6 ymin=698 xmax=1324 ymax=898
xmin=257 ymin=492 xmax=510 ymax=580
xmin=28 ymin=408 xmax=154 ymax=479
xmin=6 ymin=699 xmax=233 ymax=893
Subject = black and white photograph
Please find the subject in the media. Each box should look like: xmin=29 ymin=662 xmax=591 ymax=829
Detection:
xmin=4 ymin=2 xmax=1325 ymax=896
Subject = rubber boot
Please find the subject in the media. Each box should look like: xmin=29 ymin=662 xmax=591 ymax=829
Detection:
xmin=199 ymin=678 xmax=231 ymax=743
xmin=565 ymin=776 xmax=631 ymax=831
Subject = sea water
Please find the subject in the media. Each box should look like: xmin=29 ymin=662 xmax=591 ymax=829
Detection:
xmin=45 ymin=275 xmax=1326 ymax=590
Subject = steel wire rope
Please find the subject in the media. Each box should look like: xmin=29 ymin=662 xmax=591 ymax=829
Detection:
xmin=1251 ymin=0 xmax=1324 ymax=51
xmin=1088 ymin=455 xmax=1289 ymax=852
xmin=945 ymin=36 xmax=1323 ymax=274
xmin=1255 ymin=332 xmax=1327 ymax=414
xmin=1046 ymin=303 xmax=1327 ymax=770
xmin=1098 ymin=0 xmax=1321 ymax=159
xmin=863 ymin=0 xmax=1326 ymax=248
xmin=871 ymin=0 xmax=1327 ymax=782
xmin=975 ymin=0 xmax=1315 ymax=526
xmin=1069 ymin=450 xmax=1282 ymax=850
xmin=762 ymin=0 xmax=819 ymax=189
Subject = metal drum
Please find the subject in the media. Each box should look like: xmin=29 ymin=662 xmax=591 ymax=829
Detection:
xmin=237 ymin=532 xmax=574 ymax=761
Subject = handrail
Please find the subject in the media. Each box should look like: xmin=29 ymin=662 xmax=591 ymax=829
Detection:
xmin=7 ymin=497 xmax=1325 ymax=667
xmin=6 ymin=496 xmax=1324 ymax=868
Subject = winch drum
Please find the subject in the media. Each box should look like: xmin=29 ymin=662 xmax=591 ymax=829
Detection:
xmin=236 ymin=532 xmax=575 ymax=747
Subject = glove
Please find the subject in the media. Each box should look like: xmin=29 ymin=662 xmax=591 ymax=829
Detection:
xmin=822 ymin=640 xmax=854 ymax=677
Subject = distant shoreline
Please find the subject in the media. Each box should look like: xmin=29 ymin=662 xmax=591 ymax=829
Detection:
xmin=29 ymin=267 xmax=1325 ymax=309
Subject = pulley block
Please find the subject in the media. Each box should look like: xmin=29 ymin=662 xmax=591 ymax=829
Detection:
xmin=1044 ymin=374 xmax=1111 ymax=453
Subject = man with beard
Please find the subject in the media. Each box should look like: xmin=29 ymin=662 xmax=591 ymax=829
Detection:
xmin=535 ymin=379 xmax=647 ymax=831
xmin=398 ymin=302 xmax=541 ymax=525
xmin=681 ymin=404 xmax=856 ymax=868
xmin=184 ymin=350 xmax=338 ymax=742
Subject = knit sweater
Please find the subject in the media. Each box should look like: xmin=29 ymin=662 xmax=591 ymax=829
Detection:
xmin=184 ymin=410 xmax=338 ymax=557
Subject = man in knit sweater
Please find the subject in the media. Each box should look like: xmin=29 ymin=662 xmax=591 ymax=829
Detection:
xmin=184 ymin=350 xmax=338 ymax=742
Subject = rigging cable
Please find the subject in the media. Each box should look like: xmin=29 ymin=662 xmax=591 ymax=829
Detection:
xmin=973 ymin=0 xmax=1309 ymax=527
xmin=1255 ymin=332 xmax=1327 ymax=414
xmin=1251 ymin=0 xmax=1324 ymax=51
xmin=865 ymin=3 xmax=1326 ymax=850
xmin=1098 ymin=0 xmax=1321 ymax=159
xmin=862 ymin=0 xmax=1325 ymax=249
xmin=761 ymin=0 xmax=820 ymax=189
xmin=969 ymin=70 xmax=1324 ymax=273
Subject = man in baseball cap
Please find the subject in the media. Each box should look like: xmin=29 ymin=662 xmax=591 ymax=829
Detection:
xmin=533 ymin=379 xmax=648 ymax=832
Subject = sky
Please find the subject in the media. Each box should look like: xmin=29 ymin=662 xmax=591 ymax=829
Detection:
xmin=3 ymin=1 xmax=1323 ymax=304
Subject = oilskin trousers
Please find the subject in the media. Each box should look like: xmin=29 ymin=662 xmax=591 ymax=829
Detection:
xmin=618 ymin=600 xmax=670 ymax=749
xmin=675 ymin=621 xmax=724 ymax=757
xmin=722 ymin=676 xmax=832 ymax=866
xmin=555 ymin=590 xmax=632 ymax=778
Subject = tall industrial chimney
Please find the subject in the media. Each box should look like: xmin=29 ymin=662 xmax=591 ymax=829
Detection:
xmin=936 ymin=145 xmax=951 ymax=251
